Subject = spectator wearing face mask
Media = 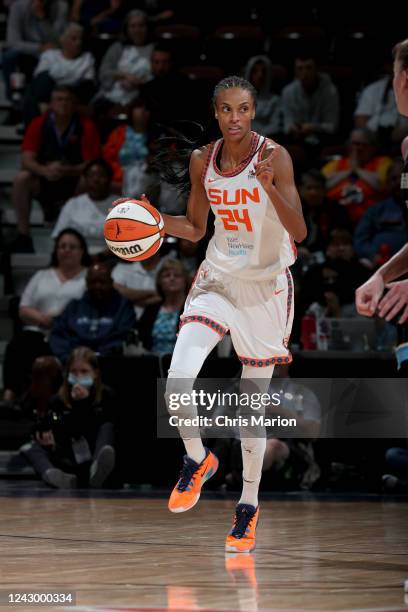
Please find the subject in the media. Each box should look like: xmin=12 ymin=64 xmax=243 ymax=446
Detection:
xmin=20 ymin=346 xmax=116 ymax=488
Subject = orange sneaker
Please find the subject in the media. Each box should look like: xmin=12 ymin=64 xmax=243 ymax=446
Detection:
xmin=225 ymin=504 xmax=259 ymax=553
xmin=168 ymin=449 xmax=218 ymax=513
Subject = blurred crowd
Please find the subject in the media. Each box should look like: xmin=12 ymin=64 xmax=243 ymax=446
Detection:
xmin=0 ymin=2 xmax=407 ymax=492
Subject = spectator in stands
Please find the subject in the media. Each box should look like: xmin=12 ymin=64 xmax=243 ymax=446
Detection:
xmin=354 ymin=66 xmax=408 ymax=154
xmin=2 ymin=229 xmax=90 ymax=405
xmin=354 ymin=160 xmax=408 ymax=267
xmin=11 ymin=85 xmax=101 ymax=253
xmin=138 ymin=259 xmax=189 ymax=354
xmin=242 ymin=55 xmax=282 ymax=138
xmin=70 ymin=0 xmax=127 ymax=36
xmin=301 ymin=229 xmax=370 ymax=318
xmin=96 ymin=10 xmax=153 ymax=109
xmin=49 ymin=263 xmax=136 ymax=362
xmin=2 ymin=0 xmax=68 ymax=117
xmin=103 ymin=97 xmax=151 ymax=193
xmin=22 ymin=22 xmax=96 ymax=126
xmin=22 ymin=354 xmax=63 ymax=419
xmin=263 ymin=365 xmax=321 ymax=491
xmin=140 ymin=44 xmax=193 ymax=126
xmin=52 ymin=159 xmax=120 ymax=255
xmin=299 ymin=169 xmax=351 ymax=260
xmin=112 ymin=251 xmax=162 ymax=319
xmin=321 ymin=128 xmax=392 ymax=226
xmin=21 ymin=346 xmax=116 ymax=488
xmin=281 ymin=54 xmax=339 ymax=148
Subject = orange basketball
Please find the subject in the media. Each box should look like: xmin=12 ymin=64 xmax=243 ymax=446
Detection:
xmin=104 ymin=198 xmax=165 ymax=261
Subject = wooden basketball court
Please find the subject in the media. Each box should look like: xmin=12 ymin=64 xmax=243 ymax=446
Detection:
xmin=1 ymin=492 xmax=407 ymax=611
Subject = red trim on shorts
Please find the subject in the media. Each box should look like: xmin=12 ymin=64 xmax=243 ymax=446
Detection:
xmin=201 ymin=142 xmax=215 ymax=185
xmin=285 ymin=267 xmax=293 ymax=330
xmin=179 ymin=315 xmax=227 ymax=337
xmin=212 ymin=132 xmax=260 ymax=178
xmin=238 ymin=353 xmax=293 ymax=367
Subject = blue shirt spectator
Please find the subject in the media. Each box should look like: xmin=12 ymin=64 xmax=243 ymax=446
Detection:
xmin=49 ymin=264 xmax=136 ymax=362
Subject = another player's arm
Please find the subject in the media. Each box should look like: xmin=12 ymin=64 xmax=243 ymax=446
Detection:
xmin=375 ymin=245 xmax=408 ymax=284
xmin=160 ymin=148 xmax=210 ymax=242
xmin=256 ymin=144 xmax=307 ymax=242
xmin=381 ymin=135 xmax=408 ymax=281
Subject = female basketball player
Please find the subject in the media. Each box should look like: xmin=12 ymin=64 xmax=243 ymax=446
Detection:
xmin=143 ymin=76 xmax=306 ymax=551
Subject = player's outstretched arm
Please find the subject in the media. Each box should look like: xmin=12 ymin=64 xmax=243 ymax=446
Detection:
xmin=255 ymin=144 xmax=307 ymax=243
xmin=160 ymin=148 xmax=210 ymax=242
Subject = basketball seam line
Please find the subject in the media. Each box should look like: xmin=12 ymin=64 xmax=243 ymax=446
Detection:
xmin=105 ymin=233 xmax=162 ymax=243
xmin=105 ymin=217 xmax=160 ymax=226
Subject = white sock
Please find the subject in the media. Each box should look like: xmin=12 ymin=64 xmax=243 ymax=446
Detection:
xmin=238 ymin=437 xmax=266 ymax=507
xmin=238 ymin=365 xmax=274 ymax=508
xmin=239 ymin=478 xmax=261 ymax=508
xmin=183 ymin=439 xmax=206 ymax=464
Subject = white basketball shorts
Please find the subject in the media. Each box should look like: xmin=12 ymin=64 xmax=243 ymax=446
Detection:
xmin=179 ymin=260 xmax=294 ymax=367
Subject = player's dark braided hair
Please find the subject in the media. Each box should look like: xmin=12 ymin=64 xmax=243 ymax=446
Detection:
xmin=212 ymin=76 xmax=257 ymax=108
xmin=152 ymin=76 xmax=257 ymax=196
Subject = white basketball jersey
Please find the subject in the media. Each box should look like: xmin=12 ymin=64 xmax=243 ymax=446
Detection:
xmin=202 ymin=132 xmax=297 ymax=281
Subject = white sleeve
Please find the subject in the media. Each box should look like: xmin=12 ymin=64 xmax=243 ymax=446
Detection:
xmin=51 ymin=199 xmax=75 ymax=238
xmin=20 ymin=271 xmax=42 ymax=307
xmin=112 ymin=264 xmax=127 ymax=285
xmin=34 ymin=50 xmax=54 ymax=76
xmin=83 ymin=53 xmax=96 ymax=80
xmin=48 ymin=54 xmax=70 ymax=81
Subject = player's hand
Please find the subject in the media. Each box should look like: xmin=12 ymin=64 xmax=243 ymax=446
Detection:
xmin=108 ymin=194 xmax=152 ymax=213
xmin=140 ymin=193 xmax=152 ymax=206
xmin=355 ymin=273 xmax=384 ymax=317
xmin=109 ymin=196 xmax=136 ymax=213
xmin=254 ymin=145 xmax=280 ymax=190
xmin=378 ymin=279 xmax=408 ymax=323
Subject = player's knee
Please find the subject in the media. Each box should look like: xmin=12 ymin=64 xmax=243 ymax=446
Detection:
xmin=165 ymin=374 xmax=194 ymax=415
xmin=167 ymin=363 xmax=200 ymax=380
